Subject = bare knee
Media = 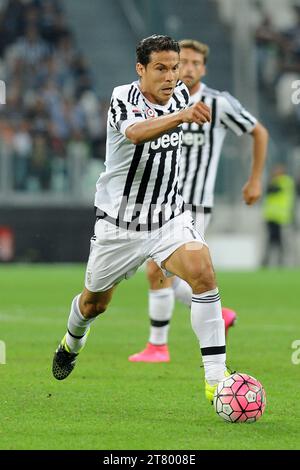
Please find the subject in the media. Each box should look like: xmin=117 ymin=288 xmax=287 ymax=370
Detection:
xmin=187 ymin=263 xmax=216 ymax=294
xmin=79 ymin=292 xmax=111 ymax=319
xmin=147 ymin=260 xmax=169 ymax=290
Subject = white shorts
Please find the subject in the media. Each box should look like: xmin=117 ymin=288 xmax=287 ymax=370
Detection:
xmin=85 ymin=211 xmax=207 ymax=292
xmin=192 ymin=209 xmax=212 ymax=238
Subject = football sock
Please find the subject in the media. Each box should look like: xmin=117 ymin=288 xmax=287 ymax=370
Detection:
xmin=65 ymin=294 xmax=95 ymax=353
xmin=172 ymin=276 xmax=192 ymax=307
xmin=191 ymin=288 xmax=226 ymax=385
xmin=148 ymin=288 xmax=174 ymax=345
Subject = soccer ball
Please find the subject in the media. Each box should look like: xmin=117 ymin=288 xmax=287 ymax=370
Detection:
xmin=213 ymin=373 xmax=266 ymax=423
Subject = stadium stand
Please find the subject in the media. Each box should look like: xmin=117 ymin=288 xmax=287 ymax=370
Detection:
xmin=0 ymin=0 xmax=106 ymax=194
xmin=216 ymin=0 xmax=300 ymax=136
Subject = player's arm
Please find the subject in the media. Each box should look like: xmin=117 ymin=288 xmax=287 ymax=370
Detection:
xmin=126 ymin=102 xmax=211 ymax=145
xmin=242 ymin=121 xmax=269 ymax=205
xmin=219 ymin=92 xmax=269 ymax=206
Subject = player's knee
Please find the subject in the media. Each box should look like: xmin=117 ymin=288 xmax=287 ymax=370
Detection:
xmin=147 ymin=261 xmax=164 ymax=288
xmin=81 ymin=301 xmax=108 ymax=319
xmin=186 ymin=262 xmax=216 ymax=294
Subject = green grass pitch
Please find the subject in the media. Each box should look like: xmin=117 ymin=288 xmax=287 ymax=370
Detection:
xmin=0 ymin=265 xmax=300 ymax=450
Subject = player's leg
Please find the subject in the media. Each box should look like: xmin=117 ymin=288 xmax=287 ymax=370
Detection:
xmin=128 ymin=260 xmax=174 ymax=362
xmin=168 ymin=209 xmax=236 ymax=334
xmin=52 ymin=216 xmax=145 ymax=380
xmin=66 ymin=286 xmax=116 ymax=353
xmin=172 ymin=276 xmax=192 ymax=307
xmin=52 ymin=286 xmax=115 ymax=380
xmin=162 ymin=242 xmax=228 ymax=402
xmin=276 ymin=223 xmax=284 ymax=266
xmin=129 ymin=210 xmax=206 ymax=363
xmin=170 ymin=209 xmax=209 ymax=309
xmin=262 ymin=221 xmax=274 ymax=267
xmin=172 ymin=276 xmax=236 ymax=334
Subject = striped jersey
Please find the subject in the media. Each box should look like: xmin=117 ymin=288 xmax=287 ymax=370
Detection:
xmin=178 ymin=83 xmax=257 ymax=208
xmin=94 ymin=80 xmax=189 ymax=231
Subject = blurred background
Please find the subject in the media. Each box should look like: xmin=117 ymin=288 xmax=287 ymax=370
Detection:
xmin=0 ymin=0 xmax=299 ymax=268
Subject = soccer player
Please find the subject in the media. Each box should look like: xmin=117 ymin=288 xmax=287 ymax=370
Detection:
xmin=52 ymin=35 xmax=231 ymax=403
xmin=128 ymin=39 xmax=269 ymax=363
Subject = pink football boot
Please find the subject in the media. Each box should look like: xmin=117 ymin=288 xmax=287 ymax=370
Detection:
xmin=128 ymin=343 xmax=170 ymax=362
xmin=222 ymin=308 xmax=237 ymax=336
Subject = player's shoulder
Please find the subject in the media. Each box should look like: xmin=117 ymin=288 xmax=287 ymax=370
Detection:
xmin=111 ymin=83 xmax=131 ymax=99
xmin=111 ymin=82 xmax=141 ymax=105
xmin=202 ymin=84 xmax=240 ymax=106
xmin=174 ymin=80 xmax=190 ymax=106
xmin=217 ymin=90 xmax=243 ymax=111
xmin=202 ymin=84 xmax=222 ymax=99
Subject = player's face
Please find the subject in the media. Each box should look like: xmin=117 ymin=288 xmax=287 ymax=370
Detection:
xmin=136 ymin=50 xmax=180 ymax=105
xmin=179 ymin=48 xmax=206 ymax=91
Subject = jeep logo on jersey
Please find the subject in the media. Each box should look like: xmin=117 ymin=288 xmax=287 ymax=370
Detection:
xmin=150 ymin=128 xmax=182 ymax=151
xmin=182 ymin=130 xmax=205 ymax=148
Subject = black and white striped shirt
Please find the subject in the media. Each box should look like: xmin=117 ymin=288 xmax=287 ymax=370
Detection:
xmin=179 ymin=83 xmax=257 ymax=208
xmin=94 ymin=80 xmax=189 ymax=231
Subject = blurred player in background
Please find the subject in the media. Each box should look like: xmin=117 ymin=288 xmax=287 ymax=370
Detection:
xmin=129 ymin=39 xmax=269 ymax=363
xmin=52 ymin=35 xmax=233 ymax=403
xmin=262 ymin=163 xmax=295 ymax=267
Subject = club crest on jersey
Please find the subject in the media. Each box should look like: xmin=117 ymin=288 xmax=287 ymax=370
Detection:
xmin=146 ymin=108 xmax=156 ymax=118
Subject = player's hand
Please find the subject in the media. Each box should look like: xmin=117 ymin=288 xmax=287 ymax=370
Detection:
xmin=180 ymin=102 xmax=211 ymax=125
xmin=242 ymin=179 xmax=262 ymax=205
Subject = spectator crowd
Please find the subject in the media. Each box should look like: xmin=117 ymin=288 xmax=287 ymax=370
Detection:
xmin=0 ymin=0 xmax=107 ymax=192
xmin=255 ymin=1 xmax=300 ymax=126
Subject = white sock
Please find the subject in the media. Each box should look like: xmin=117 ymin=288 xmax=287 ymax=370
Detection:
xmin=172 ymin=276 xmax=192 ymax=307
xmin=65 ymin=295 xmax=95 ymax=353
xmin=191 ymin=288 xmax=226 ymax=385
xmin=148 ymin=288 xmax=174 ymax=345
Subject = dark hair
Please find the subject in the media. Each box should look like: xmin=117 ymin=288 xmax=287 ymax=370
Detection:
xmin=136 ymin=35 xmax=180 ymax=66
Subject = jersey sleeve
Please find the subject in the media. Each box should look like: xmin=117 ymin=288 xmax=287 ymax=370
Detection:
xmin=219 ymin=92 xmax=257 ymax=136
xmin=108 ymin=86 xmax=145 ymax=136
xmin=174 ymin=80 xmax=190 ymax=109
